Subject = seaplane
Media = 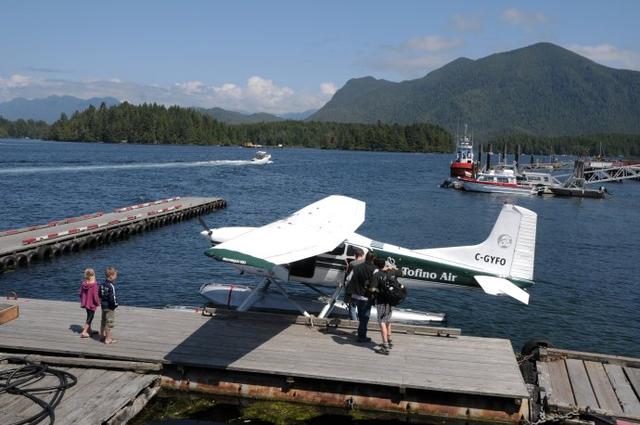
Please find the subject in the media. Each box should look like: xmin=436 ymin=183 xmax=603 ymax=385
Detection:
xmin=198 ymin=195 xmax=537 ymax=322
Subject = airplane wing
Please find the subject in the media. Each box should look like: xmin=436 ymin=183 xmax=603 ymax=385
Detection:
xmin=205 ymin=195 xmax=366 ymax=273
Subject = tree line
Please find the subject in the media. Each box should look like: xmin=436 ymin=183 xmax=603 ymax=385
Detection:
xmin=43 ymin=102 xmax=453 ymax=152
xmin=0 ymin=116 xmax=49 ymax=139
xmin=1 ymin=101 xmax=639 ymax=155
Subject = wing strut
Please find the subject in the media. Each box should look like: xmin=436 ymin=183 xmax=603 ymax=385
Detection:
xmin=270 ymin=280 xmax=311 ymax=318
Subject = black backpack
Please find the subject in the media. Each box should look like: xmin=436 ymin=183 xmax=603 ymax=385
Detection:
xmin=378 ymin=273 xmax=407 ymax=306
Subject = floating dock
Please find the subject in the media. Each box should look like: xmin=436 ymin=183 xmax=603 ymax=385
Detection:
xmin=0 ymin=298 xmax=529 ymax=424
xmin=535 ymin=346 xmax=640 ymax=421
xmin=0 ymin=196 xmax=226 ymax=273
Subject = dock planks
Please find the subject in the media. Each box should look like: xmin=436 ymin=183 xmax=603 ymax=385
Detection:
xmin=0 ymin=298 xmax=529 ymax=403
xmin=0 ymin=363 xmax=157 ymax=425
xmin=538 ymin=349 xmax=640 ymax=420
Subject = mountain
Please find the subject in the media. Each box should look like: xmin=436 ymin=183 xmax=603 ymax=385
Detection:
xmin=279 ymin=109 xmax=318 ymax=120
xmin=309 ymin=43 xmax=640 ymax=137
xmin=0 ymin=95 xmax=120 ymax=123
xmin=200 ymin=107 xmax=283 ymax=124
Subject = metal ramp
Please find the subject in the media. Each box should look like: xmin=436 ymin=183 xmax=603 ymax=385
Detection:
xmin=558 ymin=160 xmax=640 ymax=185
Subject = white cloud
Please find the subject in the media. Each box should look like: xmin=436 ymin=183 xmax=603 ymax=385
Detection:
xmin=451 ymin=14 xmax=482 ymax=32
xmin=175 ymin=80 xmax=205 ymax=95
xmin=567 ymin=43 xmax=640 ymax=70
xmin=320 ymin=82 xmax=337 ymax=96
xmin=246 ymin=76 xmax=294 ymax=108
xmin=502 ymin=8 xmax=548 ymax=30
xmin=406 ymin=35 xmax=463 ymax=52
xmin=0 ymin=74 xmax=332 ymax=114
xmin=0 ymin=74 xmax=32 ymax=88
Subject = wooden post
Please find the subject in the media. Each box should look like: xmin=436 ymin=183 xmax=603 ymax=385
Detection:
xmin=486 ymin=144 xmax=493 ymax=170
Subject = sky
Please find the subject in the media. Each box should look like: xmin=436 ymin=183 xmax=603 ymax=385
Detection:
xmin=1 ymin=0 xmax=639 ymax=114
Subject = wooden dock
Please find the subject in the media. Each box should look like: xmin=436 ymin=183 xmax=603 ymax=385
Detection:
xmin=536 ymin=347 xmax=640 ymax=422
xmin=0 ymin=196 xmax=226 ymax=273
xmin=0 ymin=361 xmax=158 ymax=425
xmin=0 ymin=298 xmax=529 ymax=424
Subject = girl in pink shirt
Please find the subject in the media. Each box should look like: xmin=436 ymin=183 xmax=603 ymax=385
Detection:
xmin=79 ymin=268 xmax=100 ymax=338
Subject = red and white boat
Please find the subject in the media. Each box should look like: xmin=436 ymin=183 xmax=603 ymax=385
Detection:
xmin=461 ymin=169 xmax=536 ymax=195
xmin=450 ymin=126 xmax=475 ymax=178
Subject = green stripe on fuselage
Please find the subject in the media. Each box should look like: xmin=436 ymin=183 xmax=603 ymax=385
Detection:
xmin=205 ymin=247 xmax=275 ymax=270
xmin=371 ymin=249 xmax=533 ymax=289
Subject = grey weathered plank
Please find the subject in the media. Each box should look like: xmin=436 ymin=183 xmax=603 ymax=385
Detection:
xmin=604 ymin=364 xmax=640 ymax=417
xmin=565 ymin=358 xmax=598 ymax=409
xmin=584 ymin=361 xmax=622 ymax=414
xmin=536 ymin=361 xmax=562 ymax=410
xmin=546 ymin=359 xmax=575 ymax=407
xmin=625 ymin=367 xmax=640 ymax=401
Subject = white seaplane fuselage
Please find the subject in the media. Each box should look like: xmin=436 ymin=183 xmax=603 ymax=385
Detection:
xmin=202 ymin=198 xmax=537 ymax=305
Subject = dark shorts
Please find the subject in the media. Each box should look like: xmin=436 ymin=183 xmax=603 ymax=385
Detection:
xmin=101 ymin=309 xmax=115 ymax=329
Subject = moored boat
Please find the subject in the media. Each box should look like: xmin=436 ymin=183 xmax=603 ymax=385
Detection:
xmin=450 ymin=127 xmax=476 ymax=178
xmin=461 ymin=169 xmax=536 ymax=195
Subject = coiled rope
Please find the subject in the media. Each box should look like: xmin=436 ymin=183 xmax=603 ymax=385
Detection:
xmin=0 ymin=357 xmax=77 ymax=425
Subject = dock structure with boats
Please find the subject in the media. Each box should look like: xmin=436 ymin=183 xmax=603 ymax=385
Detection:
xmin=0 ymin=196 xmax=227 ymax=273
xmin=0 ymin=297 xmax=530 ymax=424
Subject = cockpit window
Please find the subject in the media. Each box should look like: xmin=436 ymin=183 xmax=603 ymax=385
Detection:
xmin=328 ymin=243 xmax=345 ymax=256
xmin=346 ymin=245 xmax=359 ymax=257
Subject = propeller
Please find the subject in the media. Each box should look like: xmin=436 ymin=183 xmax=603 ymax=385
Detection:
xmin=197 ymin=216 xmax=213 ymax=238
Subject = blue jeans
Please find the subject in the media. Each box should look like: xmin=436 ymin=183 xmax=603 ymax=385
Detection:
xmin=354 ymin=298 xmax=372 ymax=338
xmin=348 ymin=302 xmax=358 ymax=321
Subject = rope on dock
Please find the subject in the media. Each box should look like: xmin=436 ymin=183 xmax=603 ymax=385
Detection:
xmin=0 ymin=357 xmax=77 ymax=425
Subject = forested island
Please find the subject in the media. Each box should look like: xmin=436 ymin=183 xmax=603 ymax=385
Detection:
xmin=1 ymin=102 xmax=639 ymax=156
xmin=45 ymin=102 xmax=453 ymax=152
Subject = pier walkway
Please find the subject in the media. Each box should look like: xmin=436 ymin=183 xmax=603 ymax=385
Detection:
xmin=0 ymin=298 xmax=529 ymax=424
xmin=0 ymin=196 xmax=226 ymax=272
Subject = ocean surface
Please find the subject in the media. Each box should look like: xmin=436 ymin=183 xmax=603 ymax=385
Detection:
xmin=1 ymin=139 xmax=639 ymax=357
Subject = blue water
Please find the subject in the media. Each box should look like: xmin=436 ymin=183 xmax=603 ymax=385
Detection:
xmin=1 ymin=139 xmax=639 ymax=357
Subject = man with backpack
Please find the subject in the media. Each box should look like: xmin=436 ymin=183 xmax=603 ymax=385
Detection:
xmin=344 ymin=247 xmax=365 ymax=320
xmin=346 ymin=251 xmax=376 ymax=343
xmin=370 ymin=258 xmax=406 ymax=355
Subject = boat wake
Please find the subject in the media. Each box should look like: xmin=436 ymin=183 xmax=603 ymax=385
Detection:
xmin=0 ymin=159 xmax=265 ymax=174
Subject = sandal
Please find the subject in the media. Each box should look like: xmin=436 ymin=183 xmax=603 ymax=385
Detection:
xmin=80 ymin=333 xmax=90 ymax=338
xmin=104 ymin=339 xmax=118 ymax=344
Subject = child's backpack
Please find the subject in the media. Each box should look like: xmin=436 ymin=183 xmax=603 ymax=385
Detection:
xmin=379 ymin=273 xmax=407 ymax=306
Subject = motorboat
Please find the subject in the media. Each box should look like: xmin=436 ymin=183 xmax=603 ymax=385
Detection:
xmin=461 ymin=169 xmax=536 ymax=195
xmin=199 ymin=283 xmax=446 ymax=323
xmin=251 ymin=151 xmax=271 ymax=164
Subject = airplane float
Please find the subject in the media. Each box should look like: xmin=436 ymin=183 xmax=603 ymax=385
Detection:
xmin=199 ymin=195 xmax=537 ymax=321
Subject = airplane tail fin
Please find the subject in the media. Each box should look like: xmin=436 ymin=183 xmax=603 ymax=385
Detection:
xmin=416 ymin=204 xmax=537 ymax=281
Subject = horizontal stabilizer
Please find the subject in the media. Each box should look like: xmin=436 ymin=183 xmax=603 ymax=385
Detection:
xmin=475 ymin=275 xmax=530 ymax=305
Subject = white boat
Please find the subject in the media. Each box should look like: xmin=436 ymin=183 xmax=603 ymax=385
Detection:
xmin=199 ymin=283 xmax=445 ymax=323
xmin=251 ymin=151 xmax=271 ymax=164
xmin=461 ymin=169 xmax=536 ymax=195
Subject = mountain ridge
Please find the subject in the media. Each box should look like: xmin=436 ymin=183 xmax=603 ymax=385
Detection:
xmin=308 ymin=42 xmax=640 ymax=137
xmin=0 ymin=95 xmax=120 ymax=123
